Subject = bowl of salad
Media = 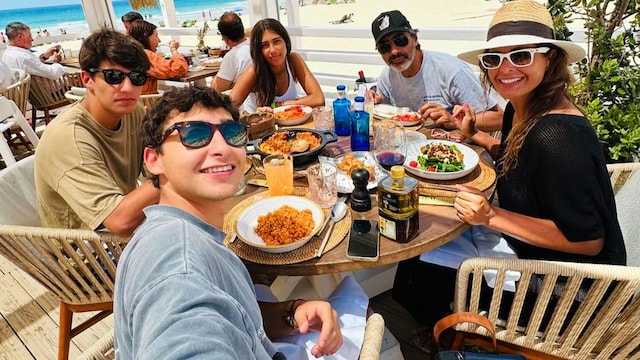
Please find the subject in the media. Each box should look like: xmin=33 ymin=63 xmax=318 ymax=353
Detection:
xmin=400 ymin=139 xmax=479 ymax=180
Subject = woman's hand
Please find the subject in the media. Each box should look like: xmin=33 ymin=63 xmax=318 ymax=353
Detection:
xmin=454 ymin=184 xmax=495 ymax=226
xmin=256 ymin=106 xmax=273 ymax=114
xmin=452 ymin=103 xmax=479 ymax=139
xmin=295 ymin=300 xmax=343 ymax=357
xmin=169 ymin=40 xmax=180 ymax=52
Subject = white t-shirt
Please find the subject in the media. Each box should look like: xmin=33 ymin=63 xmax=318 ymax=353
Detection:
xmin=376 ymin=50 xmax=497 ymax=113
xmin=216 ymin=39 xmax=252 ymax=84
xmin=0 ymin=61 xmax=13 ymax=90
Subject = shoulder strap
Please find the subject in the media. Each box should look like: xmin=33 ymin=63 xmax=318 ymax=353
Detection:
xmin=433 ymin=312 xmax=498 ymax=352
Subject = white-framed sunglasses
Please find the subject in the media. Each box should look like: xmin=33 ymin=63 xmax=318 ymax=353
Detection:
xmin=478 ymin=47 xmax=551 ymax=70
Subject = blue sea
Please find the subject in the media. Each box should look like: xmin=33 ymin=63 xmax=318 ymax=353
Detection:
xmin=0 ymin=0 xmax=248 ymax=34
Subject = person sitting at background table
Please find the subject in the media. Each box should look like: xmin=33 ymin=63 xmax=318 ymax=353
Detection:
xmin=35 ymin=27 xmax=159 ymax=237
xmin=2 ymin=22 xmax=65 ymax=80
xmin=128 ymin=20 xmax=188 ymax=95
xmin=211 ymin=11 xmax=252 ymax=94
xmin=366 ymin=10 xmax=503 ymax=132
xmin=115 ymin=85 xmax=368 ymax=359
xmin=121 ymin=11 xmax=143 ymax=34
xmin=229 ymin=18 xmax=325 ymax=113
xmin=395 ymin=0 xmax=626 ymax=352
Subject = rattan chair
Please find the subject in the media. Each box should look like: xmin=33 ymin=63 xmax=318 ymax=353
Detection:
xmin=0 ymin=156 xmax=127 ymax=360
xmin=29 ymin=72 xmax=84 ymax=129
xmin=443 ymin=257 xmax=640 ymax=360
xmin=359 ymin=313 xmax=385 ymax=360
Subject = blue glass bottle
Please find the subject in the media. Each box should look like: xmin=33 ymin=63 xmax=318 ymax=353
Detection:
xmin=333 ymin=85 xmax=351 ymax=136
xmin=350 ymin=96 xmax=370 ymax=151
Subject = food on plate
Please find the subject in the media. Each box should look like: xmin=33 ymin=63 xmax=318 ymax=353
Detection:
xmin=274 ymin=105 xmax=308 ymax=121
xmin=336 ymin=154 xmax=376 ymax=181
xmin=392 ymin=112 xmax=421 ymax=123
xmin=409 ymin=142 xmax=465 ymax=172
xmin=259 ymin=131 xmax=321 ymax=154
xmin=254 ymin=205 xmax=315 ymax=246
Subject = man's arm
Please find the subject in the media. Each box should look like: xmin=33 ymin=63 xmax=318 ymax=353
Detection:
xmin=211 ymin=75 xmax=233 ymax=93
xmin=102 ymin=181 xmax=159 ymax=237
xmin=24 ymin=54 xmax=65 ymax=80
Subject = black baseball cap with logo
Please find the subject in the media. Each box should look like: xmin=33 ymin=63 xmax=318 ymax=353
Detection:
xmin=371 ymin=10 xmax=417 ymax=44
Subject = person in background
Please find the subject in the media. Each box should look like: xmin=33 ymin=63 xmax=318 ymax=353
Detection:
xmin=210 ymin=11 xmax=252 ymax=93
xmin=128 ymin=20 xmax=188 ymax=94
xmin=0 ymin=60 xmax=14 ymax=89
xmin=35 ymin=27 xmax=160 ymax=237
xmin=367 ymin=10 xmax=503 ymax=132
xmin=395 ymin=0 xmax=625 ymax=351
xmin=121 ymin=11 xmax=143 ymax=34
xmin=230 ymin=18 xmax=324 ymax=113
xmin=115 ymin=85 xmax=368 ymax=359
xmin=2 ymin=22 xmax=64 ymax=80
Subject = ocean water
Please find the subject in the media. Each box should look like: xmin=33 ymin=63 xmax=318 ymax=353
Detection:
xmin=0 ymin=0 xmax=248 ymax=34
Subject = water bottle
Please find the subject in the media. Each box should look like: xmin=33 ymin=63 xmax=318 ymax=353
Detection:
xmin=350 ymin=96 xmax=370 ymax=151
xmin=333 ymin=85 xmax=351 ymax=136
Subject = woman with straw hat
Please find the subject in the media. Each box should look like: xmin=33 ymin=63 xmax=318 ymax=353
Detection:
xmin=395 ymin=0 xmax=626 ymax=351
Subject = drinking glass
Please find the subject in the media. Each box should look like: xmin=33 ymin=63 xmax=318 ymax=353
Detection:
xmin=263 ymin=154 xmax=294 ymax=196
xmin=306 ymin=163 xmax=338 ymax=208
xmin=373 ymin=119 xmax=406 ymax=171
xmin=312 ymin=106 xmax=334 ymax=131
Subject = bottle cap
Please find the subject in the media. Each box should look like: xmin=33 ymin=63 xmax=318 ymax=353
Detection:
xmin=354 ymin=97 xmax=365 ymax=111
xmin=337 ymin=84 xmax=346 ymax=90
xmin=354 ymin=96 xmax=364 ymax=103
xmin=390 ymin=165 xmax=405 ymax=180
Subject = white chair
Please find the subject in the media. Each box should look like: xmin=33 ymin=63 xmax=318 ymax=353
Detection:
xmin=0 ymin=97 xmax=40 ymax=166
xmin=0 ymin=155 xmax=40 ymax=226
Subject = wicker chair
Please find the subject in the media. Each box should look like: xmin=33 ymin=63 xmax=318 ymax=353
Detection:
xmin=29 ymin=72 xmax=84 ymax=129
xmin=0 ymin=156 xmax=128 ymax=360
xmin=359 ymin=313 xmax=385 ymax=360
xmin=442 ymin=257 xmax=640 ymax=360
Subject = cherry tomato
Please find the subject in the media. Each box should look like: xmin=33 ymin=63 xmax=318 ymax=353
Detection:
xmin=427 ymin=166 xmax=436 ymax=172
xmin=409 ymin=160 xmax=418 ymax=168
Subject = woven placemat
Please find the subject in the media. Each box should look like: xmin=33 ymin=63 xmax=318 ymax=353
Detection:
xmin=223 ymin=190 xmax=350 ymax=265
xmin=416 ymin=153 xmax=496 ymax=198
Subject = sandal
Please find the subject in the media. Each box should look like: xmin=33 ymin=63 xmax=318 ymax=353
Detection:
xmin=411 ymin=326 xmax=433 ymax=353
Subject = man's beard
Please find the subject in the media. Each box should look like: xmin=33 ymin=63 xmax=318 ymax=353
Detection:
xmin=388 ymin=49 xmax=415 ymax=73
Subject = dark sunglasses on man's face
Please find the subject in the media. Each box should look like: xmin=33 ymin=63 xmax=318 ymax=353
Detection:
xmin=160 ymin=120 xmax=247 ymax=149
xmin=376 ymin=34 xmax=410 ymax=54
xmin=87 ymin=68 xmax=149 ymax=86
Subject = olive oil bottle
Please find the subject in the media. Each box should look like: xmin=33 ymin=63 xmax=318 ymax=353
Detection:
xmin=377 ymin=165 xmax=420 ymax=243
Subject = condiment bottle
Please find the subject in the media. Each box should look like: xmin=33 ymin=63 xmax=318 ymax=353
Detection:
xmin=377 ymin=165 xmax=419 ymax=243
xmin=350 ymin=96 xmax=370 ymax=151
xmin=333 ymin=85 xmax=351 ymax=136
xmin=350 ymin=168 xmax=372 ymax=212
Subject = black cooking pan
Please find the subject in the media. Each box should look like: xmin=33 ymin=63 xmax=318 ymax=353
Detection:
xmin=246 ymin=128 xmax=338 ymax=165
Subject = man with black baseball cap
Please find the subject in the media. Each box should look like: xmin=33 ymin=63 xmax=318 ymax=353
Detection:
xmin=368 ymin=10 xmax=503 ymax=131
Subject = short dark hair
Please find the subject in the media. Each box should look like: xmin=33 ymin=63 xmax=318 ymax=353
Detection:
xmin=121 ymin=11 xmax=143 ymax=23
xmin=143 ymin=86 xmax=241 ymax=187
xmin=79 ymin=27 xmax=151 ymax=73
xmin=217 ymin=12 xmax=245 ymax=41
xmin=128 ymin=20 xmax=157 ymax=50
xmin=5 ymin=22 xmax=29 ymax=41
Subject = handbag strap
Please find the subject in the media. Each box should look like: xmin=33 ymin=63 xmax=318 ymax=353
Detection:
xmin=433 ymin=312 xmax=498 ymax=352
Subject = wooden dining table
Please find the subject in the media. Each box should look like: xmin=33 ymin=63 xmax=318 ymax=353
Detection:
xmin=226 ymin=119 xmax=497 ymax=280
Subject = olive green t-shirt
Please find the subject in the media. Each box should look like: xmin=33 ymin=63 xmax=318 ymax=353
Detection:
xmin=35 ymin=102 xmax=145 ymax=230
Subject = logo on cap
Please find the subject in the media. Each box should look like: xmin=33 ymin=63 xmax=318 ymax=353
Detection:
xmin=378 ymin=15 xmax=390 ymax=32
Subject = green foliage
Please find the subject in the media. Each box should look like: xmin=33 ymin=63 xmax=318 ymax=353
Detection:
xmin=551 ymin=0 xmax=640 ymax=161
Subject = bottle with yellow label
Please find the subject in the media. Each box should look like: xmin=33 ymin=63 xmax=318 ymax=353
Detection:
xmin=377 ymin=165 xmax=419 ymax=243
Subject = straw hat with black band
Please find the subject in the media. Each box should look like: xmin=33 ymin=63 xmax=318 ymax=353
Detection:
xmin=458 ymin=0 xmax=585 ymax=65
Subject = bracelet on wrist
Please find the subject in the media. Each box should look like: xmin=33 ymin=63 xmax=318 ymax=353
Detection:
xmin=282 ymin=299 xmax=304 ymax=330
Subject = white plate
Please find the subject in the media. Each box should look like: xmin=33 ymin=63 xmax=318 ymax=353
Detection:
xmin=319 ymin=152 xmax=386 ymax=193
xmin=235 ymin=196 xmax=324 ymax=253
xmin=272 ymin=105 xmax=313 ymax=126
xmin=373 ymin=104 xmax=422 ymax=126
xmin=399 ymin=139 xmax=479 ymax=180
xmin=406 ymin=131 xmax=427 ymax=142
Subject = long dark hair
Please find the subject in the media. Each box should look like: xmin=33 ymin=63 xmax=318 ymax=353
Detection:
xmin=480 ymin=44 xmax=578 ymax=174
xmin=249 ymin=18 xmax=292 ymax=107
xmin=128 ymin=20 xmax=157 ymax=50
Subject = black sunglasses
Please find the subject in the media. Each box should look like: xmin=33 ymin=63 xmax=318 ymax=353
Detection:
xmin=376 ymin=34 xmax=410 ymax=54
xmin=160 ymin=120 xmax=247 ymax=148
xmin=87 ymin=68 xmax=148 ymax=86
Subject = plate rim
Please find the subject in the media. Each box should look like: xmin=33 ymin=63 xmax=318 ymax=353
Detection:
xmin=234 ymin=195 xmax=325 ymax=253
xmin=401 ymin=139 xmax=479 ymax=180
xmin=272 ymin=105 xmax=313 ymax=126
xmin=373 ymin=104 xmax=421 ymax=126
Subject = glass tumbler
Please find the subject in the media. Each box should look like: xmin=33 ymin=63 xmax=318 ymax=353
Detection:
xmin=306 ymin=163 xmax=338 ymax=208
xmin=313 ymin=106 xmax=334 ymax=131
xmin=263 ymin=154 xmax=294 ymax=196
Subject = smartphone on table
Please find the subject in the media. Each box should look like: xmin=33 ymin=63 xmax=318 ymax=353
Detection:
xmin=346 ymin=219 xmax=380 ymax=261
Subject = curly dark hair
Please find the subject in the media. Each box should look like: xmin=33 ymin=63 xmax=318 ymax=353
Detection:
xmin=249 ymin=18 xmax=292 ymax=107
xmin=79 ymin=27 xmax=150 ymax=73
xmin=127 ymin=20 xmax=157 ymax=50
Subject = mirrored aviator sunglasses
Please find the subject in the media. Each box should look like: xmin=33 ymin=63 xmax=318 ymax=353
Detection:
xmin=376 ymin=34 xmax=410 ymax=54
xmin=477 ymin=47 xmax=550 ymax=70
xmin=161 ymin=121 xmax=248 ymax=148
xmin=87 ymin=68 xmax=149 ymax=86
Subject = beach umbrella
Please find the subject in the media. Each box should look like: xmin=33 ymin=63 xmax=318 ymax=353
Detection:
xmin=129 ymin=0 xmax=159 ymax=10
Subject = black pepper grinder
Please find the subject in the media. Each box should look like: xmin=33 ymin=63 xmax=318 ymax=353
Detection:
xmin=350 ymin=168 xmax=372 ymax=212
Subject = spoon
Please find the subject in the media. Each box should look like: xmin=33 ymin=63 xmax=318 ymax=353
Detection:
xmin=316 ymin=200 xmax=348 ymax=258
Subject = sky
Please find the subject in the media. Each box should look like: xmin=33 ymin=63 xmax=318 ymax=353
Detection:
xmin=0 ymin=0 xmax=80 ymax=11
